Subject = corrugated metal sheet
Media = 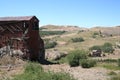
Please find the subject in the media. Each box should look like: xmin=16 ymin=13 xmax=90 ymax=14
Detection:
xmin=0 ymin=16 xmax=35 ymax=21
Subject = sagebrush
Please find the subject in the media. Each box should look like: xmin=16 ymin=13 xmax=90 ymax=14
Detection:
xmin=67 ymin=50 xmax=87 ymax=67
xmin=13 ymin=62 xmax=76 ymax=80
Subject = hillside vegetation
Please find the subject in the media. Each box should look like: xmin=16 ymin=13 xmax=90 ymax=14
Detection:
xmin=12 ymin=62 xmax=76 ymax=80
xmin=39 ymin=25 xmax=120 ymax=80
xmin=40 ymin=25 xmax=120 ymax=52
xmin=0 ymin=25 xmax=119 ymax=80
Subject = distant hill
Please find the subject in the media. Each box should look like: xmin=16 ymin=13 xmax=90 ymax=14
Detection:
xmin=40 ymin=25 xmax=120 ymax=36
xmin=39 ymin=25 xmax=120 ymax=51
xmin=91 ymin=26 xmax=120 ymax=36
xmin=40 ymin=24 xmax=88 ymax=31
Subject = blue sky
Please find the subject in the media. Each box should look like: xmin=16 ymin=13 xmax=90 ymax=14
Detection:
xmin=0 ymin=0 xmax=120 ymax=28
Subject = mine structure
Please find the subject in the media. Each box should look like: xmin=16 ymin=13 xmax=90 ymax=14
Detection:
xmin=0 ymin=16 xmax=45 ymax=61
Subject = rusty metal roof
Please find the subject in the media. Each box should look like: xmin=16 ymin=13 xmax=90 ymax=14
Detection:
xmin=0 ymin=16 xmax=37 ymax=21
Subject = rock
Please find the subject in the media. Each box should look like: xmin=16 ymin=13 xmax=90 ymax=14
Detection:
xmin=12 ymin=50 xmax=24 ymax=56
xmin=45 ymin=50 xmax=67 ymax=60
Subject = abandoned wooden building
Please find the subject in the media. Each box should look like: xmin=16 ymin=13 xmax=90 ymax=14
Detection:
xmin=0 ymin=16 xmax=45 ymax=61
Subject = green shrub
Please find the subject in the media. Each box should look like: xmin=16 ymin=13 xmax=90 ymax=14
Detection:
xmin=93 ymin=32 xmax=99 ymax=35
xmin=108 ymin=71 xmax=117 ymax=75
xmin=92 ymin=32 xmax=99 ymax=38
xmin=102 ymin=47 xmax=114 ymax=53
xmin=13 ymin=62 xmax=44 ymax=80
xmin=103 ymin=59 xmax=117 ymax=63
xmin=13 ymin=62 xmax=76 ymax=80
xmin=51 ymin=72 xmax=75 ymax=80
xmin=80 ymin=59 xmax=96 ymax=68
xmin=68 ymin=56 xmax=79 ymax=67
xmin=103 ymin=42 xmax=112 ymax=47
xmin=24 ymin=62 xmax=43 ymax=73
xmin=101 ymin=42 xmax=114 ymax=53
xmin=45 ymin=41 xmax=57 ymax=49
xmin=118 ymin=59 xmax=120 ymax=67
xmin=39 ymin=27 xmax=47 ymax=30
xmin=90 ymin=42 xmax=114 ymax=53
xmin=43 ymin=38 xmax=51 ymax=42
xmin=71 ymin=37 xmax=84 ymax=42
xmin=67 ymin=50 xmax=87 ymax=67
xmin=40 ymin=31 xmax=66 ymax=37
xmin=89 ymin=45 xmax=101 ymax=50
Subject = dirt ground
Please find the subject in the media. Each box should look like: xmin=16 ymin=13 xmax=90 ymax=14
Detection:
xmin=42 ymin=63 xmax=111 ymax=80
xmin=42 ymin=49 xmax=120 ymax=80
xmin=0 ymin=59 xmax=25 ymax=80
xmin=0 ymin=49 xmax=120 ymax=80
xmin=0 ymin=59 xmax=119 ymax=80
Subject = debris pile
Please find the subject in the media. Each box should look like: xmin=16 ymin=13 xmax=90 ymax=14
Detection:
xmin=0 ymin=46 xmax=24 ymax=66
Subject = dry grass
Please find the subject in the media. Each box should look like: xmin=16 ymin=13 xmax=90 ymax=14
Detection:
xmin=43 ymin=26 xmax=120 ymax=53
xmin=0 ymin=55 xmax=16 ymax=65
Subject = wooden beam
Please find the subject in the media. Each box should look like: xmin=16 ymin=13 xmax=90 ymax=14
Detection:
xmin=0 ymin=26 xmax=4 ymax=31
xmin=6 ymin=26 xmax=14 ymax=33
xmin=9 ymin=25 xmax=18 ymax=31
xmin=15 ymin=24 xmax=23 ymax=31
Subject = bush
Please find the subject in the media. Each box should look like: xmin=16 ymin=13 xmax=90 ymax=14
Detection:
xmin=92 ymin=32 xmax=99 ymax=38
xmin=67 ymin=50 xmax=87 ymax=67
xmin=101 ymin=42 xmax=114 ymax=53
xmin=13 ymin=62 xmax=76 ymax=80
xmin=103 ymin=59 xmax=117 ymax=63
xmin=103 ymin=42 xmax=113 ymax=47
xmin=24 ymin=62 xmax=43 ymax=73
xmin=102 ymin=47 xmax=114 ymax=53
xmin=89 ymin=42 xmax=114 ymax=53
xmin=39 ymin=27 xmax=47 ymax=30
xmin=51 ymin=72 xmax=75 ymax=80
xmin=40 ymin=31 xmax=66 ymax=37
xmin=93 ymin=32 xmax=99 ymax=35
xmin=118 ymin=59 xmax=120 ymax=67
xmin=80 ymin=59 xmax=96 ymax=68
xmin=89 ymin=45 xmax=101 ymax=51
xmin=72 ymin=37 xmax=84 ymax=42
xmin=108 ymin=71 xmax=117 ymax=75
xmin=45 ymin=41 xmax=57 ymax=49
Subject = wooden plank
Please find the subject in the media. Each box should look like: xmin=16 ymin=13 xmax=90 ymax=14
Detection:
xmin=0 ymin=26 xmax=4 ymax=31
xmin=9 ymin=25 xmax=18 ymax=31
xmin=15 ymin=24 xmax=23 ymax=31
xmin=6 ymin=26 xmax=14 ymax=33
